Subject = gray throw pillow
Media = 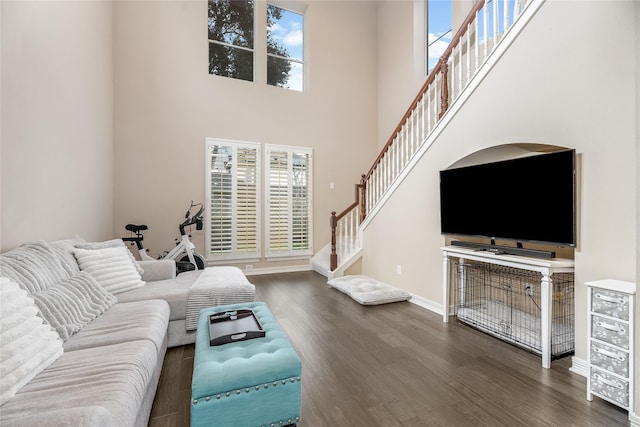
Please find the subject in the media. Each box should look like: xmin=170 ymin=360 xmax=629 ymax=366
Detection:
xmin=32 ymin=271 xmax=117 ymax=341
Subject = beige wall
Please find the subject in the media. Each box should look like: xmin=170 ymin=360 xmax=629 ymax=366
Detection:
xmin=367 ymin=0 xmax=637 ymax=372
xmin=376 ymin=0 xmax=427 ymax=149
xmin=113 ymin=0 xmax=379 ymax=269
xmin=1 ymin=1 xmax=114 ymax=251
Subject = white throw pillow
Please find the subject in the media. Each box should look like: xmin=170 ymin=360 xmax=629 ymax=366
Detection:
xmin=76 ymin=239 xmax=144 ymax=276
xmin=0 ymin=277 xmax=64 ymax=406
xmin=74 ymin=246 xmax=146 ymax=294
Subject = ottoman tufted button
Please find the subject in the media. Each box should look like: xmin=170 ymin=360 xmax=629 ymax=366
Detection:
xmin=193 ymin=399 xmax=198 ymax=405
xmin=273 ymin=381 xmax=278 ymax=387
xmin=255 ymin=385 xmax=260 ymax=391
xmin=216 ymin=394 xmax=221 ymax=400
xmin=205 ymin=396 xmax=210 ymax=402
xmin=281 ymin=380 xmax=286 ymax=385
xmin=264 ymin=384 xmax=269 ymax=389
xmin=236 ymin=389 xmax=241 ymax=395
xmin=226 ymin=392 xmax=231 ymax=397
xmin=245 ymin=388 xmax=250 ymax=393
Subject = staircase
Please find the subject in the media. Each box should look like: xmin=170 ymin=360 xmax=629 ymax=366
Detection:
xmin=311 ymin=0 xmax=545 ymax=278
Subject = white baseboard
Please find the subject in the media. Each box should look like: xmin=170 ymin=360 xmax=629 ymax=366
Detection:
xmin=242 ymin=264 xmax=312 ymax=276
xmin=630 ymin=412 xmax=640 ymax=427
xmin=569 ymin=356 xmax=588 ymax=377
xmin=409 ymin=294 xmax=443 ymax=315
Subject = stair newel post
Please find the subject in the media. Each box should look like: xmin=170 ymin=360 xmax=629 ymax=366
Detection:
xmin=330 ymin=211 xmax=338 ymax=271
xmin=439 ymin=59 xmax=449 ymax=119
xmin=360 ymin=174 xmax=367 ymax=223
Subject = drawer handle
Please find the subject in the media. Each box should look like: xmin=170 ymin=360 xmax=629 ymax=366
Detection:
xmin=596 ymin=321 xmax=625 ymax=334
xmin=594 ymin=347 xmax=626 ymax=361
xmin=595 ymin=293 xmax=625 ymax=305
xmin=594 ymin=374 xmax=624 ymax=389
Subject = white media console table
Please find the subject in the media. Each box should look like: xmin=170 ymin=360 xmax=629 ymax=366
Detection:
xmin=442 ymin=245 xmax=575 ymax=369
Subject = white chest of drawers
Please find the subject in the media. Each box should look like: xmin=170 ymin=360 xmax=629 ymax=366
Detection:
xmin=586 ymin=279 xmax=636 ymax=417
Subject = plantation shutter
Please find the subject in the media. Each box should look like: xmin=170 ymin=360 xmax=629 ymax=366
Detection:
xmin=206 ymin=139 xmax=261 ymax=260
xmin=265 ymin=145 xmax=312 ymax=258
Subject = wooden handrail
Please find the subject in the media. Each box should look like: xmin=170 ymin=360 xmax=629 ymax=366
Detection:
xmin=365 ymin=0 xmax=486 ymax=181
xmin=329 ymin=0 xmax=521 ymax=272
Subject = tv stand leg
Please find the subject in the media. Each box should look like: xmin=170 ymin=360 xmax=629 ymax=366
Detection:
xmin=541 ymin=269 xmax=552 ymax=369
xmin=442 ymin=253 xmax=450 ymax=322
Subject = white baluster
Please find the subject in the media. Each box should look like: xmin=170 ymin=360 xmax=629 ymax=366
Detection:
xmin=514 ymin=0 xmax=521 ymax=18
xmin=474 ymin=10 xmax=479 ymax=75
xmin=458 ymin=44 xmax=463 ymax=101
xmin=420 ymin=95 xmax=426 ymax=146
xmin=504 ymin=0 xmax=510 ymax=32
xmin=493 ymin=0 xmax=498 ymax=43
xmin=483 ymin=2 xmax=489 ymax=59
xmin=466 ymin=22 xmax=471 ymax=84
xmin=427 ymin=86 xmax=433 ymax=133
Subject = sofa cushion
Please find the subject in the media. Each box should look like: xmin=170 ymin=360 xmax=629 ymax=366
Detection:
xmin=31 ymin=271 xmax=117 ymax=341
xmin=0 ymin=277 xmax=64 ymax=406
xmin=76 ymin=239 xmax=144 ymax=276
xmin=0 ymin=241 xmax=71 ymax=294
xmin=0 ymin=339 xmax=158 ymax=427
xmin=74 ymin=246 xmax=145 ymax=294
xmin=48 ymin=236 xmax=86 ymax=276
xmin=63 ymin=300 xmax=170 ymax=354
xmin=117 ymin=269 xmax=202 ymax=321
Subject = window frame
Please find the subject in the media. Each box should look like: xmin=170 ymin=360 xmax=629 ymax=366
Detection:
xmin=207 ymin=0 xmax=256 ymax=82
xmin=204 ymin=138 xmax=262 ymax=262
xmin=207 ymin=0 xmax=307 ymax=91
xmin=266 ymin=2 xmax=305 ymax=91
xmin=264 ymin=144 xmax=313 ymax=260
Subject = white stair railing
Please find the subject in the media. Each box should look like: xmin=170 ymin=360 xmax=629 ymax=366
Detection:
xmin=330 ymin=0 xmax=535 ymax=273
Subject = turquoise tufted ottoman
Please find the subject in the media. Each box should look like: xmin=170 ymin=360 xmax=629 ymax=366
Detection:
xmin=191 ymin=302 xmax=302 ymax=427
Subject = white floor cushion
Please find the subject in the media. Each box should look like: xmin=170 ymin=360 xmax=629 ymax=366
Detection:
xmin=327 ymin=275 xmax=412 ymax=306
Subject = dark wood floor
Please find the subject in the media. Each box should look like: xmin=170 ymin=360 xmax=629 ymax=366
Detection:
xmin=149 ymin=270 xmax=630 ymax=427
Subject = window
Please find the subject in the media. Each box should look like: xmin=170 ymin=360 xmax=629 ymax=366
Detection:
xmin=208 ymin=0 xmax=255 ymax=82
xmin=267 ymin=5 xmax=304 ymax=91
xmin=208 ymin=0 xmax=305 ymax=90
xmin=265 ymin=145 xmax=313 ymax=258
xmin=205 ymin=139 xmax=261 ymax=260
xmin=426 ymin=0 xmax=452 ymax=74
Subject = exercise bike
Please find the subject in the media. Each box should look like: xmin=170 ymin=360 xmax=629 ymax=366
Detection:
xmin=122 ymin=201 xmax=207 ymax=274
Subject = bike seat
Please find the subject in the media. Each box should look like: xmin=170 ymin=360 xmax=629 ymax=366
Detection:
xmin=125 ymin=224 xmax=148 ymax=233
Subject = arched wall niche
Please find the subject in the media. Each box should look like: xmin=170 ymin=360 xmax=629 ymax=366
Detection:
xmin=447 ymin=143 xmax=571 ymax=169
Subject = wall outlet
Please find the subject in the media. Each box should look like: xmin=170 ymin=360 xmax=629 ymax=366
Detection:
xmin=396 ymin=265 xmax=402 ymax=275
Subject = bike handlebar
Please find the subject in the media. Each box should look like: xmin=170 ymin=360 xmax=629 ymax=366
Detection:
xmin=179 ymin=201 xmax=204 ymax=233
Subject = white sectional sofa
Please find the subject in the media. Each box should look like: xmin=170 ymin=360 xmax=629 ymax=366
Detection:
xmin=0 ymin=237 xmax=254 ymax=427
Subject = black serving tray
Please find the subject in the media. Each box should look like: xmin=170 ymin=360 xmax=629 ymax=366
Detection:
xmin=208 ymin=309 xmax=265 ymax=346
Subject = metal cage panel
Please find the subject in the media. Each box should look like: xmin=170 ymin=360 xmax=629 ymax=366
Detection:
xmin=452 ymin=261 xmax=574 ymax=359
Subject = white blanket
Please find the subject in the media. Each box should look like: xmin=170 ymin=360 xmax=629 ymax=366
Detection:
xmin=185 ymin=267 xmax=255 ymax=331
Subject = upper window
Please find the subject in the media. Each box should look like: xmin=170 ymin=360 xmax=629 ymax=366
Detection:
xmin=208 ymin=1 xmax=304 ymax=90
xmin=426 ymin=0 xmax=452 ymax=74
xmin=267 ymin=5 xmax=304 ymax=91
xmin=208 ymin=0 xmax=255 ymax=82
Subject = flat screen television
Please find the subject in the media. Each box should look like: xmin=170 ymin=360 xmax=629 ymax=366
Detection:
xmin=439 ymin=149 xmax=576 ymax=250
